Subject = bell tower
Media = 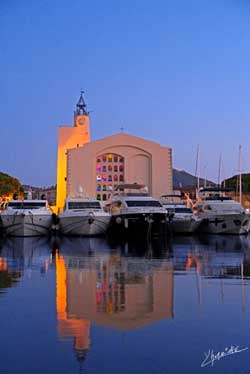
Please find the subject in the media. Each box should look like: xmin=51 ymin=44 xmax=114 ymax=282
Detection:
xmin=74 ymin=91 xmax=90 ymax=133
xmin=56 ymin=92 xmax=91 ymax=211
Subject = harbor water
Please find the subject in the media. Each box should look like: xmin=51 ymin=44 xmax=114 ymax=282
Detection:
xmin=1 ymin=235 xmax=250 ymax=373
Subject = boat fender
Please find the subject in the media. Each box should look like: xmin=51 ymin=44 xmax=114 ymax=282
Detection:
xmin=116 ymin=217 xmax=122 ymax=224
xmin=88 ymin=217 xmax=94 ymax=225
xmin=145 ymin=215 xmax=154 ymax=223
xmin=52 ymin=213 xmax=59 ymax=225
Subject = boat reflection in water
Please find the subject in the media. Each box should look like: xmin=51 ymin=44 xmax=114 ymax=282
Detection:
xmin=0 ymin=237 xmax=51 ymax=296
xmin=172 ymin=235 xmax=250 ymax=276
xmin=54 ymin=236 xmax=174 ymax=365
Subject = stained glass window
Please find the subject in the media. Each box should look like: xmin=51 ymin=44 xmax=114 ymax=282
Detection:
xmin=96 ymin=153 xmax=125 ymax=200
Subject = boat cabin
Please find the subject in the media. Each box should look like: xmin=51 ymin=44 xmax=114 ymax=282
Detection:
xmin=198 ymin=187 xmax=234 ymax=201
xmin=113 ymin=183 xmax=149 ymax=196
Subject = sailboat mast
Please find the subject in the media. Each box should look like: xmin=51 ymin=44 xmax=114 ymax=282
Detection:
xmin=195 ymin=144 xmax=200 ymax=191
xmin=203 ymin=165 xmax=207 ymax=188
xmin=217 ymin=153 xmax=222 ymax=187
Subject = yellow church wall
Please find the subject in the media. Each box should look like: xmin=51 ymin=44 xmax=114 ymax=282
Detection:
xmin=56 ymin=122 xmax=90 ymax=210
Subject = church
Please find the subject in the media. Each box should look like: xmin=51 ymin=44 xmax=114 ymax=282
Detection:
xmin=56 ymin=92 xmax=173 ymax=210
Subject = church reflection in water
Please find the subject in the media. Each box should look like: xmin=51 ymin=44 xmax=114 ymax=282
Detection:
xmin=55 ymin=237 xmax=174 ymax=363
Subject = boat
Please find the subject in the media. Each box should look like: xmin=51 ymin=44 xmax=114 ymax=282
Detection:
xmin=0 ymin=200 xmax=53 ymax=237
xmin=160 ymin=195 xmax=201 ymax=234
xmin=193 ymin=187 xmax=250 ymax=235
xmin=105 ymin=184 xmax=168 ymax=237
xmin=59 ymin=198 xmax=111 ymax=236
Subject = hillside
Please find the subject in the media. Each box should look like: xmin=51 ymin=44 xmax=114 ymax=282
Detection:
xmin=173 ymin=169 xmax=215 ymax=189
xmin=223 ymin=173 xmax=250 ymax=194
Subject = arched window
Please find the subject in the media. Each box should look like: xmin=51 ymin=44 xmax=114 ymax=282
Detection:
xmin=114 ymin=165 xmax=118 ymax=172
xmin=97 ymin=184 xmax=101 ymax=192
xmin=119 ymin=175 xmax=124 ymax=182
xmin=114 ymin=175 xmax=118 ymax=182
xmin=119 ymin=165 xmax=123 ymax=172
xmin=108 ymin=175 xmax=112 ymax=181
xmin=108 ymin=165 xmax=112 ymax=172
xmin=102 ymin=165 xmax=106 ymax=172
xmin=103 ymin=194 xmax=107 ymax=201
xmin=103 ymin=185 xmax=106 ymax=191
xmin=97 ymin=194 xmax=101 ymax=200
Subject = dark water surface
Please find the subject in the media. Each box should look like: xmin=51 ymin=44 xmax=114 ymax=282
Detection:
xmin=1 ymin=235 xmax=250 ymax=374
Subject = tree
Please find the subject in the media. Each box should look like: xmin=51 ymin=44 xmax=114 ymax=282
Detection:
xmin=0 ymin=172 xmax=23 ymax=196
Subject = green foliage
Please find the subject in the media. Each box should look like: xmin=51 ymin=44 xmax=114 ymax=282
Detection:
xmin=0 ymin=172 xmax=23 ymax=196
xmin=224 ymin=173 xmax=250 ymax=194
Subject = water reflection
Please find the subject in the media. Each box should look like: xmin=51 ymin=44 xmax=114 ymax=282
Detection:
xmin=1 ymin=234 xmax=250 ymax=373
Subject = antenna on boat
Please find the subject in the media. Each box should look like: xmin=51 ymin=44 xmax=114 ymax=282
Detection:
xmin=238 ymin=145 xmax=242 ymax=206
xmin=77 ymin=185 xmax=84 ymax=198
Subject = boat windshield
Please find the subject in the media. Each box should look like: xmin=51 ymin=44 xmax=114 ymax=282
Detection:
xmin=68 ymin=201 xmax=101 ymax=210
xmin=8 ymin=202 xmax=46 ymax=209
xmin=203 ymin=195 xmax=233 ymax=201
xmin=125 ymin=200 xmax=162 ymax=207
xmin=174 ymin=208 xmax=193 ymax=214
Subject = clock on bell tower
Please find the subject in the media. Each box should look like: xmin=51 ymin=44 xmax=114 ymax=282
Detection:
xmin=76 ymin=115 xmax=87 ymax=127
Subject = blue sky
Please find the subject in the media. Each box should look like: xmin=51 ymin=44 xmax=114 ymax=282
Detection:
xmin=1 ymin=0 xmax=250 ymax=186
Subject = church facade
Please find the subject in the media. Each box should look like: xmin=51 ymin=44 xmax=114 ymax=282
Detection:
xmin=56 ymin=93 xmax=173 ymax=209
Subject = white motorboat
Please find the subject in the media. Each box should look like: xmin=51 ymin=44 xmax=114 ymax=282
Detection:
xmin=59 ymin=198 xmax=111 ymax=236
xmin=105 ymin=184 xmax=168 ymax=237
xmin=1 ymin=200 xmax=53 ymax=237
xmin=161 ymin=195 xmax=201 ymax=234
xmin=193 ymin=187 xmax=250 ymax=235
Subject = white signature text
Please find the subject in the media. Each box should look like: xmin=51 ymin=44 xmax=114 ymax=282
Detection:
xmin=201 ymin=345 xmax=248 ymax=368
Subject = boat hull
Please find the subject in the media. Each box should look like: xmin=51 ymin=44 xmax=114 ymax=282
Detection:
xmin=59 ymin=215 xmax=111 ymax=236
xmin=109 ymin=212 xmax=168 ymax=237
xmin=1 ymin=213 xmax=52 ymax=237
xmin=198 ymin=214 xmax=250 ymax=235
